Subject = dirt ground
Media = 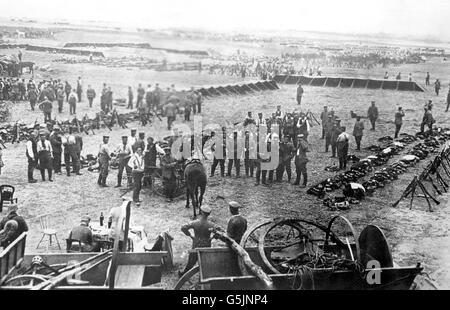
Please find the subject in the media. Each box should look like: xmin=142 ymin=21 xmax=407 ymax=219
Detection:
xmin=1 ymin=29 xmax=450 ymax=289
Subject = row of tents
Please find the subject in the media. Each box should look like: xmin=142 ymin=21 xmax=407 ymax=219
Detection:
xmin=195 ymin=80 xmax=279 ymax=98
xmin=273 ymin=75 xmax=425 ymax=92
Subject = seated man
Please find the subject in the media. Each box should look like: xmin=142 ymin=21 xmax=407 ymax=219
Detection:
xmin=0 ymin=201 xmax=28 ymax=241
xmin=0 ymin=220 xmax=19 ymax=249
xmin=67 ymin=215 xmax=99 ymax=252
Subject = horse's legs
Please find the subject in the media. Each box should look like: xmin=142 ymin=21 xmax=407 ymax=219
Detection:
xmin=185 ymin=187 xmax=190 ymax=208
xmin=199 ymin=185 xmax=205 ymax=207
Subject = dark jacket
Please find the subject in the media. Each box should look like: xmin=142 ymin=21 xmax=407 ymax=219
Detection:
xmin=295 ymin=139 xmax=309 ymax=165
xmin=367 ymin=106 xmax=379 ymax=120
xmin=0 ymin=212 xmax=29 ymax=239
xmin=160 ymin=155 xmax=177 ymax=179
xmin=227 ymin=215 xmax=247 ymax=244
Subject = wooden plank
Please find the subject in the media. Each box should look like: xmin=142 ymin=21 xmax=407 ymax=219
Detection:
xmin=117 ymin=252 xmax=166 ymax=266
xmin=114 ymin=265 xmax=145 ymax=288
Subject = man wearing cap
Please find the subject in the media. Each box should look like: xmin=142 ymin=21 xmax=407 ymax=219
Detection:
xmin=56 ymin=85 xmax=65 ymax=113
xmin=276 ymin=135 xmax=295 ymax=182
xmin=330 ymin=120 xmax=342 ymax=158
xmin=98 ymin=136 xmax=111 ymax=187
xmin=63 ymin=127 xmax=81 ymax=176
xmin=336 ymin=127 xmax=350 ymax=170
xmin=227 ymin=201 xmax=247 ymax=244
xmin=256 ymin=113 xmax=266 ymax=127
xmin=26 ymin=130 xmax=38 ymax=183
xmin=324 ymin=115 xmax=333 ymax=153
xmin=394 ymin=107 xmax=405 ymax=138
xmin=133 ymin=132 xmax=146 ymax=153
xmin=164 ymin=100 xmax=177 ymax=130
xmin=179 ymin=205 xmax=217 ymax=277
xmin=67 ymin=216 xmax=99 ymax=252
xmin=320 ymin=106 xmax=329 ymax=139
xmin=243 ymin=111 xmax=256 ymax=127
xmin=0 ymin=202 xmax=28 ymax=242
xmin=127 ymin=86 xmax=134 ymax=109
xmin=143 ymin=137 xmax=165 ymax=187
xmin=128 ymin=147 xmax=145 ymax=204
xmin=210 ymin=128 xmax=227 ymax=177
xmin=136 ymin=84 xmax=145 ymax=109
xmin=28 ymin=84 xmax=38 ymax=111
xmin=86 ymin=85 xmax=96 ymax=108
xmin=367 ymin=101 xmax=379 ymax=131
xmin=38 ymin=96 xmax=53 ymax=123
xmin=50 ymin=126 xmax=63 ymax=174
xmin=115 ymin=136 xmax=133 ymax=188
xmin=352 ymin=116 xmax=364 ymax=151
xmin=293 ymin=134 xmax=309 ymax=187
xmin=296 ymin=83 xmax=304 ymax=106
xmin=128 ymin=129 xmax=137 ymax=147
xmin=160 ymin=147 xmax=178 ymax=201
xmin=296 ymin=112 xmax=310 ymax=141
xmin=68 ymin=89 xmax=77 ymax=115
xmin=37 ymin=130 xmax=53 ymax=182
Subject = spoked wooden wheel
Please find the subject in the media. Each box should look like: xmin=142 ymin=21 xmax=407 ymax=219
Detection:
xmin=174 ymin=266 xmax=201 ymax=290
xmin=3 ymin=275 xmax=52 ymax=287
xmin=258 ymin=219 xmax=320 ymax=274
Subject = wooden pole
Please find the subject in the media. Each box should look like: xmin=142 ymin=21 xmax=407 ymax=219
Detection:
xmin=213 ymin=230 xmax=274 ymax=289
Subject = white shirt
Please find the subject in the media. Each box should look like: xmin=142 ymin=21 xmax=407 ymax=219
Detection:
xmin=115 ymin=143 xmax=133 ymax=157
xmin=36 ymin=140 xmax=53 ymax=156
xmin=128 ymin=136 xmax=137 ymax=147
xmin=26 ymin=140 xmax=35 ymax=160
xmin=337 ymin=132 xmax=350 ymax=142
xmin=128 ymin=153 xmax=145 ymax=171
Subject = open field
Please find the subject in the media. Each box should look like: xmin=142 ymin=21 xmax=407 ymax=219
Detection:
xmin=1 ymin=25 xmax=450 ymax=289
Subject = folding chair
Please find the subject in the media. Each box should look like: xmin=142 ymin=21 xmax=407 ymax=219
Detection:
xmin=0 ymin=185 xmax=15 ymax=213
xmin=36 ymin=214 xmax=62 ymax=250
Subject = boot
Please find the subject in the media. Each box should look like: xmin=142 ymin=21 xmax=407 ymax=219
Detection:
xmin=97 ymin=175 xmax=102 ymax=185
xmin=101 ymin=177 xmax=108 ymax=187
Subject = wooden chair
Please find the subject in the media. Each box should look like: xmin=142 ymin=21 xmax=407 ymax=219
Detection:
xmin=0 ymin=185 xmax=15 ymax=213
xmin=66 ymin=239 xmax=83 ymax=253
xmin=36 ymin=214 xmax=61 ymax=250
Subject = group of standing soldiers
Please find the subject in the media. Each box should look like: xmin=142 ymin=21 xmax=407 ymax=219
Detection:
xmin=25 ymin=125 xmax=83 ymax=183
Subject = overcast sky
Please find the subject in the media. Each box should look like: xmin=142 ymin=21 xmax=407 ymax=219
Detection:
xmin=1 ymin=0 xmax=450 ymax=39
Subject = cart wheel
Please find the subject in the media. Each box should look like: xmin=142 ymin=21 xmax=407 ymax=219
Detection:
xmin=258 ymin=219 xmax=313 ymax=274
xmin=3 ymin=275 xmax=52 ymax=287
xmin=174 ymin=266 xmax=201 ymax=290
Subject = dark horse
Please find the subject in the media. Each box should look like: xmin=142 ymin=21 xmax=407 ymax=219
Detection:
xmin=20 ymin=61 xmax=35 ymax=75
xmin=184 ymin=159 xmax=207 ymax=218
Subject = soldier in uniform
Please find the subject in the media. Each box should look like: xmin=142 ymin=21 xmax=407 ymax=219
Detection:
xmin=133 ymin=132 xmax=146 ymax=153
xmin=336 ymin=127 xmax=350 ymax=170
xmin=367 ymin=101 xmax=379 ymax=131
xmin=49 ymin=125 xmax=63 ymax=175
xmin=324 ymin=115 xmax=333 ymax=152
xmin=296 ymin=112 xmax=310 ymax=141
xmin=128 ymin=128 xmax=137 ymax=147
xmin=210 ymin=129 xmax=226 ymax=177
xmin=98 ymin=136 xmax=111 ymax=187
xmin=276 ymin=135 xmax=295 ymax=182
xmin=244 ymin=131 xmax=256 ymax=177
xmin=330 ymin=119 xmax=342 ymax=158
xmin=62 ymin=127 xmax=81 ymax=177
xmin=352 ymin=117 xmax=364 ymax=151
xmin=227 ymin=130 xmax=243 ymax=178
xmin=296 ymin=83 xmax=304 ymax=106
xmin=38 ymin=96 xmax=53 ymax=123
xmin=115 ymin=136 xmax=133 ymax=188
xmin=178 ymin=205 xmax=217 ymax=277
xmin=293 ymin=134 xmax=309 ymax=187
xmin=226 ymin=201 xmax=247 ymax=243
xmin=26 ymin=131 xmax=38 ymax=183
xmin=160 ymin=147 xmax=178 ymax=202
xmin=320 ymin=106 xmax=329 ymax=139
xmin=86 ymin=85 xmax=96 ymax=108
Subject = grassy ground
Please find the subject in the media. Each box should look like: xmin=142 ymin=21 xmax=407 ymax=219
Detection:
xmin=1 ymin=30 xmax=450 ymax=289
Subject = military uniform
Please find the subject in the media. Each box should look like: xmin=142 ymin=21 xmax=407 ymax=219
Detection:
xmin=336 ymin=132 xmax=350 ymax=170
xmin=353 ymin=120 xmax=364 ymax=151
xmin=179 ymin=208 xmax=217 ymax=275
xmin=160 ymin=153 xmax=178 ymax=199
xmin=115 ymin=141 xmax=133 ymax=187
xmin=294 ymin=138 xmax=309 ymax=186
xmin=97 ymin=139 xmax=111 ymax=186
xmin=210 ymin=131 xmax=226 ymax=177
xmin=276 ymin=139 xmax=295 ymax=182
xmin=367 ymin=104 xmax=379 ymax=131
xmin=227 ymin=214 xmax=247 ymax=244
